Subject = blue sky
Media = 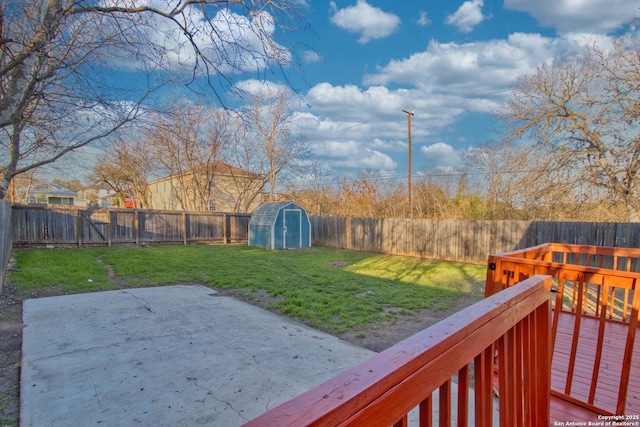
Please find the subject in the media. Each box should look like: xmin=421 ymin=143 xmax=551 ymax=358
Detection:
xmin=56 ymin=0 xmax=640 ymax=186
xmin=270 ymin=0 xmax=639 ymax=183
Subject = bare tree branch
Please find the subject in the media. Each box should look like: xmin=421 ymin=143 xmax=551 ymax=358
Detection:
xmin=498 ymin=40 xmax=640 ymax=221
xmin=0 ymin=0 xmax=305 ymax=199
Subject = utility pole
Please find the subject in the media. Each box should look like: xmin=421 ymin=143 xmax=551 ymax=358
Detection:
xmin=402 ymin=108 xmax=414 ymax=218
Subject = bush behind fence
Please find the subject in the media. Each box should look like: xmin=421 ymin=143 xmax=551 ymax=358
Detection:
xmin=310 ymin=216 xmax=640 ymax=265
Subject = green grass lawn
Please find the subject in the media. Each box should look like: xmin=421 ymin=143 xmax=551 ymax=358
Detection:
xmin=9 ymin=245 xmax=487 ymax=333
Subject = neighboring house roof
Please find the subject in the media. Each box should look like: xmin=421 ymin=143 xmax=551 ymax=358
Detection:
xmin=29 ymin=182 xmax=76 ymax=198
xmin=148 ymin=161 xmax=261 ymax=185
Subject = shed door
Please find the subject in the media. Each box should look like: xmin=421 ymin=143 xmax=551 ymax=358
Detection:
xmin=283 ymin=209 xmax=302 ymax=249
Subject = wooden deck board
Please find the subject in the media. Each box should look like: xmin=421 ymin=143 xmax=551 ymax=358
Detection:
xmin=550 ymin=396 xmax=601 ymax=424
xmin=550 ymin=312 xmax=640 ymax=417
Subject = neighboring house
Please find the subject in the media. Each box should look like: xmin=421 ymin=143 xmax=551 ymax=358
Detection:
xmin=147 ymin=162 xmax=264 ymax=213
xmin=26 ymin=182 xmax=82 ymax=206
xmin=77 ymin=187 xmax=114 ymax=208
xmin=94 ymin=191 xmax=140 ymax=208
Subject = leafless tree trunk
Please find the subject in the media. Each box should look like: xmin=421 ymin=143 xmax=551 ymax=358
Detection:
xmin=146 ymin=104 xmax=230 ymax=211
xmin=242 ymin=87 xmax=308 ymax=201
xmin=93 ymin=137 xmax=154 ymax=208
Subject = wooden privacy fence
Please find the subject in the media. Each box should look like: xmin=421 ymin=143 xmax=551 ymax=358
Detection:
xmin=0 ymin=200 xmax=12 ymax=294
xmin=12 ymin=208 xmax=640 ymax=264
xmin=11 ymin=205 xmax=251 ymax=247
xmin=311 ymin=216 xmax=640 ymax=265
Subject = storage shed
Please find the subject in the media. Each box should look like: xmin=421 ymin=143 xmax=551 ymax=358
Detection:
xmin=249 ymin=201 xmax=311 ymax=250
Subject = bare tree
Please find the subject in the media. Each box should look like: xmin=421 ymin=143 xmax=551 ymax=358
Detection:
xmin=499 ymin=41 xmax=640 ymax=221
xmin=337 ymin=174 xmax=382 ymax=218
xmin=289 ymin=160 xmax=333 ymax=215
xmin=224 ymin=117 xmax=265 ymax=212
xmin=93 ymin=137 xmax=154 ymax=208
xmin=0 ymin=0 xmax=304 ymax=200
xmin=242 ymin=87 xmax=308 ymax=201
xmin=147 ymin=103 xmax=230 ymax=211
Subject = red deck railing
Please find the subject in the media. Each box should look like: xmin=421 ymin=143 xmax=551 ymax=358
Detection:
xmin=486 ymin=243 xmax=640 ymax=416
xmin=243 ymin=276 xmax=553 ymax=427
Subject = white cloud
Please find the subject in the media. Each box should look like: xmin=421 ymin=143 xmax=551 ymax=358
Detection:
xmin=302 ymin=50 xmax=323 ymax=63
xmin=99 ymin=3 xmax=290 ymax=75
xmin=288 ymin=82 xmax=469 ymax=174
xmin=362 ymin=33 xmax=608 ymax=113
xmin=312 ymin=140 xmax=397 ymax=170
xmin=329 ymin=0 xmax=401 ymax=44
xmin=314 ymin=140 xmax=362 ymax=158
xmin=305 ymin=83 xmax=463 ymax=138
xmin=371 ymin=138 xmax=406 ymax=152
xmin=420 ymin=142 xmax=462 ymax=169
xmin=233 ymin=79 xmax=290 ymax=98
xmin=445 ymin=0 xmax=486 ymax=33
xmin=417 ymin=10 xmax=431 ymax=26
xmin=287 ymin=29 xmax=627 ymax=175
xmin=290 ymin=109 xmax=405 ymax=173
xmin=505 ymin=0 xmax=639 ymax=34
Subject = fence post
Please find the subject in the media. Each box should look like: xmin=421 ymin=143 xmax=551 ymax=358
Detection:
xmin=77 ymin=210 xmax=82 ymax=248
xmin=345 ymin=217 xmax=352 ymax=249
xmin=134 ymin=209 xmax=139 ymax=246
xmin=107 ymin=210 xmax=112 ymax=247
xmin=223 ymin=214 xmax=228 ymax=244
xmin=182 ymin=212 xmax=187 ymax=245
xmin=0 ymin=201 xmax=12 ymax=295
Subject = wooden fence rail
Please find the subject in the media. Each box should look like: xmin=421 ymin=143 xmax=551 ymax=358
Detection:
xmin=11 ymin=205 xmax=250 ymax=247
xmin=11 ymin=208 xmax=640 ymax=266
xmin=310 ymin=217 xmax=640 ymax=265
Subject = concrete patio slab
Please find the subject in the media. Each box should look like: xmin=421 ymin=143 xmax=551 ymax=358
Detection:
xmin=20 ymin=285 xmax=375 ymax=427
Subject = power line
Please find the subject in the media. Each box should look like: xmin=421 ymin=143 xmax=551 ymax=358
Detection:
xmin=298 ymin=167 xmax=563 ymax=188
xmin=332 ymin=121 xmax=370 ymax=134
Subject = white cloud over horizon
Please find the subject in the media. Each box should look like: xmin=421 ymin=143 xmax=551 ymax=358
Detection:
xmin=292 ymin=27 xmax=628 ymax=175
xmin=420 ymin=142 xmax=463 ymax=170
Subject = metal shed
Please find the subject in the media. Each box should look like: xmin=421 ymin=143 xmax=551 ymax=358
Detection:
xmin=248 ymin=201 xmax=311 ymax=250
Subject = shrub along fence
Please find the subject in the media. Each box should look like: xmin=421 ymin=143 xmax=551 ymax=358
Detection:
xmin=0 ymin=200 xmax=12 ymax=294
xmin=310 ymin=216 xmax=640 ymax=265
xmin=11 ymin=205 xmax=251 ymax=247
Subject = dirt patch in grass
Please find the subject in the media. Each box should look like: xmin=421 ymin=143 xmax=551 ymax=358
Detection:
xmin=0 ymin=276 xmax=483 ymax=426
xmin=339 ymin=294 xmax=482 ymax=352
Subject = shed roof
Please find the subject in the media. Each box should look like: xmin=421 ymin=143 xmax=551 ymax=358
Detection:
xmin=249 ymin=201 xmax=303 ymax=227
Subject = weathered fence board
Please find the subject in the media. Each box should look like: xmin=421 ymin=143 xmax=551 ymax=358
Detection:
xmin=310 ymin=217 xmax=640 ymax=265
xmin=12 ymin=207 xmax=640 ymax=266
xmin=11 ymin=205 xmax=251 ymax=247
xmin=0 ymin=200 xmax=12 ymax=294
xmin=188 ymin=213 xmax=225 ymax=241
